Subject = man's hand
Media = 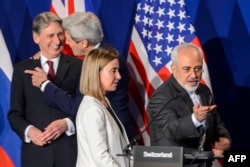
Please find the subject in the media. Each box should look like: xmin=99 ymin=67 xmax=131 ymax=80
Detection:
xmin=213 ymin=137 xmax=231 ymax=156
xmin=41 ymin=119 xmax=68 ymax=143
xmin=28 ymin=126 xmax=47 ymax=146
xmin=30 ymin=51 xmax=41 ymax=60
xmin=193 ymin=104 xmax=217 ymax=122
xmin=24 ymin=67 xmax=47 ymax=88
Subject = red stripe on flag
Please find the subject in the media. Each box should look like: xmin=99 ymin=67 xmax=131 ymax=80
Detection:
xmin=157 ymin=66 xmax=171 ymax=82
xmin=50 ymin=5 xmax=56 ymax=14
xmin=129 ymin=41 xmax=155 ymax=98
xmin=128 ymin=69 xmax=149 ymax=134
xmin=68 ymin=0 xmax=75 ymax=14
xmin=0 ymin=147 xmax=15 ymax=167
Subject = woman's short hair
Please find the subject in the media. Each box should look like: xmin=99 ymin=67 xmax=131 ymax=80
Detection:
xmin=32 ymin=12 xmax=62 ymax=34
xmin=79 ymin=48 xmax=119 ymax=100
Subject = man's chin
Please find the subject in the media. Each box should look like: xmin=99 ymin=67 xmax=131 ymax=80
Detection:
xmin=184 ymin=84 xmax=199 ymax=92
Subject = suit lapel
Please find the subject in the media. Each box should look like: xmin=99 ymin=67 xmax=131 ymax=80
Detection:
xmin=54 ymin=55 xmax=70 ymax=84
xmin=30 ymin=59 xmax=42 ymax=68
xmin=196 ymin=87 xmax=208 ymax=106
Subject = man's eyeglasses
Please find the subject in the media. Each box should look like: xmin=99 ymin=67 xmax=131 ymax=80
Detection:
xmin=179 ymin=66 xmax=203 ymax=74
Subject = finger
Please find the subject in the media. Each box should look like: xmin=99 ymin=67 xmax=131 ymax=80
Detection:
xmin=34 ymin=67 xmax=43 ymax=72
xmin=209 ymin=105 xmax=217 ymax=110
xmin=24 ymin=70 xmax=35 ymax=74
xmin=41 ymin=131 xmax=54 ymax=141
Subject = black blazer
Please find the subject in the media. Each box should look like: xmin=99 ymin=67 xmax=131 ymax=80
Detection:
xmin=8 ymin=54 xmax=82 ymax=167
xmin=147 ymin=75 xmax=231 ymax=154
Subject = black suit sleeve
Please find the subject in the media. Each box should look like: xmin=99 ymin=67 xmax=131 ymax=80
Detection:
xmin=8 ymin=65 xmax=30 ymax=140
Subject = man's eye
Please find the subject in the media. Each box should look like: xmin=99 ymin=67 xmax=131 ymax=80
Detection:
xmin=183 ymin=68 xmax=190 ymax=72
xmin=194 ymin=67 xmax=202 ymax=72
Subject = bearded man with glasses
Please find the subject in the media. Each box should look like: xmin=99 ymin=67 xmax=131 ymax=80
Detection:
xmin=147 ymin=43 xmax=231 ymax=167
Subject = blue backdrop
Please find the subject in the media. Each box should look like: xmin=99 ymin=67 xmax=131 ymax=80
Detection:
xmin=1 ymin=0 xmax=249 ymax=151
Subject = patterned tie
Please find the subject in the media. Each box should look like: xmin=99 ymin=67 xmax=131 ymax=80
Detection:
xmin=47 ymin=60 xmax=55 ymax=82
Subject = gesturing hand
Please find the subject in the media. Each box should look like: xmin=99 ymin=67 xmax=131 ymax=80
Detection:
xmin=193 ymin=104 xmax=217 ymax=122
xmin=24 ymin=67 xmax=47 ymax=88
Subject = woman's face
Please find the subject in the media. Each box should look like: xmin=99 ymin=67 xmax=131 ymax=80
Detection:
xmin=99 ymin=59 xmax=121 ymax=94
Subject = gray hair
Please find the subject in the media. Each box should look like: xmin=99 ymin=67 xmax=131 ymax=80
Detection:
xmin=62 ymin=12 xmax=103 ymax=45
xmin=32 ymin=12 xmax=62 ymax=34
xmin=171 ymin=43 xmax=203 ymax=65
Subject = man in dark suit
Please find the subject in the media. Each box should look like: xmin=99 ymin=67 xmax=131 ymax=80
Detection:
xmin=147 ymin=43 xmax=231 ymax=167
xmin=24 ymin=11 xmax=137 ymax=141
xmin=8 ymin=12 xmax=81 ymax=167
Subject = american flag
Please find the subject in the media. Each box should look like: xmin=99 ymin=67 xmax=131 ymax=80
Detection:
xmin=127 ymin=0 xmax=211 ymax=145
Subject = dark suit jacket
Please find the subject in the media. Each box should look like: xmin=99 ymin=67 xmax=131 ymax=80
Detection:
xmin=147 ymin=75 xmax=231 ymax=165
xmin=43 ymin=42 xmax=138 ymax=141
xmin=8 ymin=54 xmax=82 ymax=167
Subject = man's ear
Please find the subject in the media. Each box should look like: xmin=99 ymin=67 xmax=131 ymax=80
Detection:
xmin=171 ymin=64 xmax=176 ymax=72
xmin=81 ymin=39 xmax=88 ymax=48
xmin=33 ymin=32 xmax=39 ymax=44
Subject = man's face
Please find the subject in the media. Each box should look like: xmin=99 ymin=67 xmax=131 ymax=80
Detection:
xmin=171 ymin=47 xmax=203 ymax=91
xmin=33 ymin=22 xmax=64 ymax=59
xmin=64 ymin=31 xmax=86 ymax=56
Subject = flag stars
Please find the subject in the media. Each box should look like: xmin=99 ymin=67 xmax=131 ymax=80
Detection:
xmin=149 ymin=18 xmax=154 ymax=27
xmin=167 ymin=8 xmax=175 ymax=19
xmin=137 ymin=3 xmax=142 ymax=11
xmin=166 ymin=33 xmax=174 ymax=43
xmin=141 ymin=28 xmax=148 ymax=38
xmin=159 ymin=0 xmax=166 ymax=5
xmin=147 ymin=43 xmax=152 ymax=51
xmin=168 ymin=0 xmax=176 ymax=6
xmin=177 ymin=22 xmax=186 ymax=33
xmin=143 ymin=4 xmax=150 ymax=14
xmin=135 ymin=14 xmax=141 ymax=23
xmin=154 ymin=44 xmax=162 ymax=54
xmin=178 ymin=10 xmax=186 ymax=20
xmin=166 ymin=21 xmax=175 ymax=31
xmin=156 ymin=7 xmax=165 ymax=17
xmin=176 ymin=35 xmax=185 ymax=44
xmin=155 ymin=32 xmax=163 ymax=42
xmin=178 ymin=0 xmax=185 ymax=8
xmin=134 ymin=0 xmax=197 ymax=71
xmin=152 ymin=56 xmax=162 ymax=66
xmin=188 ymin=24 xmax=195 ymax=34
xmin=165 ymin=45 xmax=173 ymax=56
xmin=142 ymin=16 xmax=149 ymax=26
xmin=149 ymin=6 xmax=154 ymax=15
xmin=155 ymin=19 xmax=164 ymax=29
xmin=148 ymin=31 xmax=152 ymax=39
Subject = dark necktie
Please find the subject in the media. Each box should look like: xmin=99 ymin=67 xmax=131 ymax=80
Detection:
xmin=47 ymin=60 xmax=55 ymax=82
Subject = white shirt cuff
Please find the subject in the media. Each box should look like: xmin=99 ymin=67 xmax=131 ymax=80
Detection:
xmin=191 ymin=113 xmax=206 ymax=127
xmin=40 ymin=80 xmax=50 ymax=92
xmin=64 ymin=118 xmax=75 ymax=136
xmin=24 ymin=125 xmax=34 ymax=143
